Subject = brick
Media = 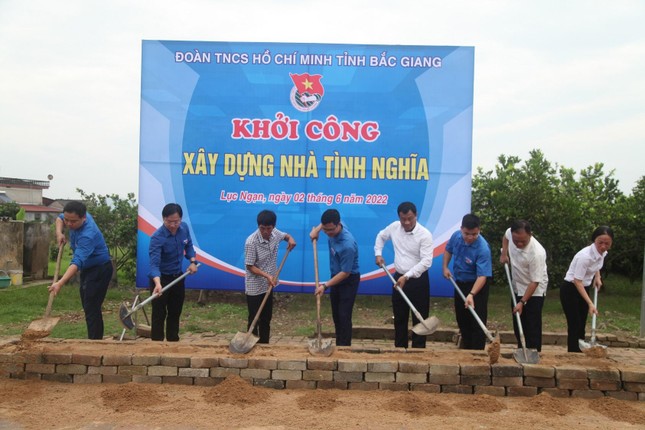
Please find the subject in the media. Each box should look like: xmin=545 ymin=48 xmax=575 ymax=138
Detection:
xmin=303 ymin=370 xmax=333 ymax=382
xmin=475 ymin=385 xmax=506 ymax=396
xmin=607 ymin=391 xmax=638 ymax=401
xmin=430 ymin=364 xmax=460 ymax=376
xmin=278 ymin=360 xmax=307 ymax=371
xmin=42 ymin=373 xmax=73 ymax=383
xmin=492 ymin=376 xmax=522 ymax=387
xmin=22 ymin=353 xmax=44 ymax=364
xmin=365 ymin=372 xmax=395 ymax=383
xmin=524 ymin=376 xmax=556 ymax=388
xmin=87 ymin=366 xmax=117 ymax=375
xmin=334 ymin=371 xmax=363 ymax=382
xmin=461 ymin=375 xmax=490 ymax=386
xmin=56 ymin=364 xmax=87 ymax=375
xmin=624 ymin=382 xmax=645 ymax=393
xmin=219 ymin=357 xmax=248 ymax=368
xmin=72 ymin=354 xmax=101 ymax=366
xmin=398 ymin=361 xmax=428 ymax=374
xmin=639 ymin=393 xmax=645 ymax=401
xmin=148 ymin=366 xmax=178 ymax=377
xmin=254 ymin=379 xmax=284 ymax=389
xmin=286 ymin=380 xmax=316 ymax=390
xmin=621 ymin=369 xmax=645 ymax=383
xmin=74 ymin=374 xmax=102 ymax=384
xmin=191 ymin=357 xmax=219 ymax=368
xmin=25 ymin=363 xmax=55 ymax=374
xmin=118 ymin=366 xmax=147 ymax=376
xmin=538 ymin=388 xmax=570 ymax=398
xmin=410 ymin=383 xmax=441 ymax=393
xmin=102 ymin=354 xmax=131 ymax=366
xmin=557 ymin=378 xmax=589 ymax=390
xmin=240 ymin=368 xmax=271 ymax=379
xmin=178 ymin=368 xmax=209 ymax=378
xmin=43 ymin=353 xmax=72 ymax=364
xmin=368 ymin=361 xmax=398 ymax=373
xmin=523 ymin=364 xmax=555 ymax=378
xmin=162 ymin=376 xmax=194 ymax=385
xmin=0 ymin=353 xmax=14 ymax=363
xmin=379 ymin=382 xmax=409 ymax=391
xmin=348 ymin=382 xmax=379 ymax=391
xmin=589 ymin=380 xmax=621 ymax=391
xmin=507 ymin=386 xmax=538 ymax=397
xmin=306 ymin=359 xmax=336 ymax=371
xmin=429 ymin=374 xmax=460 ymax=385
xmin=132 ymin=355 xmax=160 ymax=366
xmin=338 ymin=360 xmax=367 ymax=372
xmin=491 ymin=364 xmax=522 ymax=377
xmin=194 ymin=377 xmax=217 ymax=387
xmin=442 ymin=385 xmax=473 ymax=394
xmin=102 ymin=375 xmax=132 ymax=384
xmin=571 ymin=390 xmax=604 ymax=399
xmin=556 ymin=366 xmax=587 ymax=380
xmin=272 ymin=370 xmax=302 ymax=381
xmin=161 ymin=356 xmax=191 ymax=367
xmin=248 ymin=358 xmax=278 ymax=370
xmin=210 ymin=367 xmax=240 ymax=378
xmin=24 ymin=373 xmax=42 ymax=381
xmin=132 ymin=375 xmax=162 ymax=384
xmin=461 ymin=364 xmax=490 ymax=376
xmin=318 ymin=381 xmax=348 ymax=390
xmin=588 ymin=368 xmax=620 ymax=381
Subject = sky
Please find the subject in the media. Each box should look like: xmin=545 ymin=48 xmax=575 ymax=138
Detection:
xmin=0 ymin=0 xmax=643 ymax=199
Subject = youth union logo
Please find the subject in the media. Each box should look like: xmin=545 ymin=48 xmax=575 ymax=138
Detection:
xmin=289 ymin=73 xmax=324 ymax=112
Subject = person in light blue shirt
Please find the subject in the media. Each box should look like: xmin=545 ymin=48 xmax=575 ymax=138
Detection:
xmin=443 ymin=213 xmax=492 ymax=350
xmin=50 ymin=201 xmax=112 ymax=339
xmin=148 ymin=203 xmax=198 ymax=341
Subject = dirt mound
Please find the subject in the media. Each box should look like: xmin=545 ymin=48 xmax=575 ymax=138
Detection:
xmin=588 ymin=396 xmax=645 ymax=425
xmin=296 ymin=390 xmax=340 ymax=411
xmin=383 ymin=391 xmax=452 ymax=417
xmin=203 ymin=374 xmax=272 ymax=405
xmin=0 ymin=379 xmax=44 ymax=403
xmin=455 ymin=394 xmax=505 ymax=413
xmin=521 ymin=392 xmax=571 ymax=416
xmin=100 ymin=382 xmax=168 ymax=412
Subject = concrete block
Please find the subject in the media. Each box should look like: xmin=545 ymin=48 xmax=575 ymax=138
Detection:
xmin=74 ymin=374 xmax=102 ymax=384
xmin=303 ymin=370 xmax=334 ymax=381
xmin=621 ymin=369 xmax=645 ymax=383
xmin=179 ymin=368 xmax=210 ymax=378
xmin=132 ymin=375 xmax=162 ymax=384
xmin=571 ymin=390 xmax=604 ymax=399
xmin=56 ymin=364 xmax=87 ymax=375
xmin=364 ymin=372 xmax=395 ymax=383
xmin=410 ymin=383 xmax=441 ymax=393
xmin=191 ymin=357 xmax=219 ymax=368
xmin=161 ymin=356 xmax=191 ymax=367
xmin=442 ymin=385 xmax=473 ymax=394
xmin=538 ymin=388 xmax=570 ymax=398
xmin=148 ymin=366 xmax=178 ymax=377
xmin=272 ymin=369 xmax=302 ymax=381
xmin=557 ymin=378 xmax=589 ymax=390
xmin=429 ymin=374 xmax=460 ymax=385
xmin=348 ymin=382 xmax=379 ymax=391
xmin=278 ymin=360 xmax=307 ymax=371
xmin=42 ymin=373 xmax=73 ymax=383
xmin=210 ymin=367 xmax=240 ymax=378
xmin=240 ymin=368 xmax=271 ymax=379
xmin=194 ymin=377 xmax=218 ymax=387
xmin=43 ymin=353 xmax=72 ymax=365
xmin=492 ymin=376 xmax=522 ymax=387
xmin=491 ymin=363 xmax=522 ymax=377
xmin=398 ymin=361 xmax=428 ymax=373
xmin=430 ymin=364 xmax=460 ymax=376
xmin=338 ymin=360 xmax=367 ymax=372
xmin=286 ymin=380 xmax=316 ymax=390
xmin=461 ymin=364 xmax=490 ymax=376
xmin=367 ymin=361 xmax=398 ymax=373
xmin=132 ymin=355 xmax=161 ymax=366
xmin=219 ymin=357 xmax=248 ymax=368
xmin=102 ymin=354 xmax=132 ymax=366
xmin=333 ymin=371 xmax=363 ymax=382
xmin=379 ymin=382 xmax=409 ymax=391
xmin=25 ymin=363 xmax=55 ymax=374
xmin=589 ymin=380 xmax=621 ymax=391
xmin=624 ymin=382 xmax=645 ymax=393
xmin=475 ymin=385 xmax=506 ymax=396
xmin=72 ymin=354 xmax=102 ymax=366
xmin=587 ymin=368 xmax=620 ymax=381
xmin=87 ymin=366 xmax=117 ymax=375
xmin=102 ymin=374 xmax=132 ymax=384
xmin=523 ymin=364 xmax=555 ymax=378
xmin=507 ymin=386 xmax=538 ymax=397
xmin=524 ymin=376 xmax=556 ymax=388
xmin=162 ymin=376 xmax=194 ymax=385
xmin=254 ymin=379 xmax=285 ymax=389
xmin=317 ymin=381 xmax=348 ymax=390
xmin=461 ymin=375 xmax=491 ymax=386
xmin=248 ymin=358 xmax=278 ymax=370
xmin=555 ymin=366 xmax=586 ymax=380
xmin=606 ymin=391 xmax=638 ymax=401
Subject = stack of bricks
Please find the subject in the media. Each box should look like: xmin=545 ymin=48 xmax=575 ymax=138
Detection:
xmin=1 ymin=350 xmax=644 ymax=401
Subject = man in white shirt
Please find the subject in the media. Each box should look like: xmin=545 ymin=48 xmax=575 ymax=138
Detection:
xmin=375 ymin=202 xmax=434 ymax=348
xmin=500 ymin=220 xmax=548 ymax=351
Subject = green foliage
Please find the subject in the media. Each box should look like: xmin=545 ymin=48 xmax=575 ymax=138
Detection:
xmin=0 ymin=201 xmax=21 ymax=219
xmin=472 ymin=150 xmax=643 ymax=284
xmin=76 ymin=189 xmax=138 ymax=284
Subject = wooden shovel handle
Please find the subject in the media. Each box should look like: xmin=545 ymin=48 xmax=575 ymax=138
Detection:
xmin=44 ymin=243 xmax=65 ymax=318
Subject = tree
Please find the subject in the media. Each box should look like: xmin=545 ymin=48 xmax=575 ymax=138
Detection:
xmin=0 ymin=202 xmax=21 ymax=220
xmin=609 ymin=176 xmax=645 ymax=282
xmin=77 ymin=189 xmax=138 ymax=284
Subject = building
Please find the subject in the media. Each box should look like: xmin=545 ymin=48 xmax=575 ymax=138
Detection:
xmin=0 ymin=177 xmax=61 ymax=222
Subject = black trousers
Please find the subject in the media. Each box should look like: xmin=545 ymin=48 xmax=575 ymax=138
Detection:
xmin=246 ymin=291 xmax=274 ymax=344
xmin=330 ymin=273 xmax=360 ymax=346
xmin=511 ymin=295 xmax=545 ymax=352
xmin=454 ymin=279 xmax=489 ymax=350
xmin=149 ymin=273 xmax=186 ymax=341
xmin=560 ymin=280 xmax=589 ymax=352
xmin=392 ymin=271 xmax=430 ymax=348
xmin=79 ymin=260 xmax=112 ymax=340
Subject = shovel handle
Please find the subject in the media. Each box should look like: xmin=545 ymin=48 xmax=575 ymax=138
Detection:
xmin=246 ymin=249 xmax=290 ymax=336
xmin=44 ymin=243 xmax=65 ymax=318
xmin=448 ymin=276 xmax=495 ymax=342
xmin=380 ymin=264 xmax=430 ymax=330
xmin=590 ymin=285 xmax=599 ymax=343
xmin=312 ymin=239 xmax=323 ymax=340
xmin=504 ymin=263 xmax=529 ymax=359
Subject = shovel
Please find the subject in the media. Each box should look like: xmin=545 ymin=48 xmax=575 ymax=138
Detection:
xmin=23 ymin=243 xmax=65 ymax=339
xmin=307 ymin=238 xmax=334 ymax=357
xmin=119 ymin=264 xmax=200 ymax=330
xmin=380 ymin=264 xmax=439 ymax=336
xmin=229 ymin=249 xmax=290 ymax=354
xmin=504 ymin=263 xmax=539 ymax=364
xmin=579 ymin=286 xmax=608 ymax=358
xmin=448 ymin=276 xmax=500 ymax=364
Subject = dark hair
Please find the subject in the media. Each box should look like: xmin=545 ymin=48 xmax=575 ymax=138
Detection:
xmin=461 ymin=213 xmax=480 ymax=229
xmin=397 ymin=201 xmax=417 ymax=216
xmin=510 ymin=219 xmax=532 ymax=234
xmin=321 ymin=209 xmax=340 ymax=225
xmin=162 ymin=203 xmax=183 ymax=218
xmin=257 ymin=210 xmax=277 ymax=226
xmin=63 ymin=201 xmax=87 ymax=217
xmin=591 ymin=225 xmax=614 ymax=242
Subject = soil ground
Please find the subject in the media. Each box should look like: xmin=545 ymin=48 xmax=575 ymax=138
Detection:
xmin=1 ymin=335 xmax=645 ymax=429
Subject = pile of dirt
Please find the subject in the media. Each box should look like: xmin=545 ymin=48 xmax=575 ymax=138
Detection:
xmin=589 ymin=396 xmax=645 ymax=425
xmin=100 ymin=383 xmax=168 ymax=412
xmin=486 ymin=339 xmax=501 ymax=364
xmin=522 ymin=392 xmax=571 ymax=416
xmin=296 ymin=390 xmax=340 ymax=411
xmin=454 ymin=394 xmax=505 ymax=413
xmin=384 ymin=391 xmax=452 ymax=417
xmin=202 ymin=374 xmax=272 ymax=405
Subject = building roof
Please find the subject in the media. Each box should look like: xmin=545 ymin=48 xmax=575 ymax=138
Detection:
xmin=19 ymin=204 xmax=61 ymax=213
xmin=0 ymin=177 xmax=50 ymax=189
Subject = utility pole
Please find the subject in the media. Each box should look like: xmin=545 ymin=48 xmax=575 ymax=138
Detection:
xmin=641 ymin=244 xmax=645 ymax=338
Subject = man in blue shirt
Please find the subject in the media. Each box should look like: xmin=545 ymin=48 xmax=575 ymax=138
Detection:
xmin=310 ymin=209 xmax=360 ymax=346
xmin=148 ymin=203 xmax=198 ymax=341
xmin=442 ymin=213 xmax=492 ymax=350
xmin=49 ymin=201 xmax=113 ymax=339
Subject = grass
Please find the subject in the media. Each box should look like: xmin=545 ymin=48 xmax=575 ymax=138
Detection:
xmin=1 ymin=271 xmax=641 ymax=339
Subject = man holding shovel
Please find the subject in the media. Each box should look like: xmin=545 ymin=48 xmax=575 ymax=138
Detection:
xmin=244 ymin=210 xmax=296 ymax=344
xmin=49 ymin=201 xmax=112 ymax=340
xmin=374 ymin=201 xmax=434 ymax=349
xmin=500 ymin=220 xmax=548 ymax=352
xmin=310 ymin=209 xmax=360 ymax=347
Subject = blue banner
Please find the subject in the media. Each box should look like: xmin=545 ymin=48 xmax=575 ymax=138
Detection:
xmin=137 ymin=41 xmax=474 ymax=296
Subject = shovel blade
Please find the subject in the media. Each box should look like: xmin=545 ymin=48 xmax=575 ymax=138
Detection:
xmin=229 ymin=331 xmax=259 ymax=354
xmin=582 ymin=344 xmax=608 ymax=358
xmin=578 ymin=339 xmax=592 ymax=351
xmin=412 ymin=316 xmax=440 ymax=335
xmin=119 ymin=302 xmax=135 ymax=330
xmin=512 ymin=348 xmax=539 ymax=364
xmin=307 ymin=338 xmax=335 ymax=357
xmin=23 ymin=317 xmax=60 ymax=339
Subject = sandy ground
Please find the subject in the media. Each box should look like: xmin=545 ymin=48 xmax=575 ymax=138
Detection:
xmin=1 ymin=336 xmax=645 ymax=429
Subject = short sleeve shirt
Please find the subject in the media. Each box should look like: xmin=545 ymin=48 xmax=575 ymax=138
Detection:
xmin=328 ymin=225 xmax=359 ymax=276
xmin=446 ymin=230 xmax=492 ymax=282
xmin=505 ymin=228 xmax=548 ymax=296
xmin=244 ymin=228 xmax=287 ymax=295
xmin=564 ymin=244 xmax=607 ymax=286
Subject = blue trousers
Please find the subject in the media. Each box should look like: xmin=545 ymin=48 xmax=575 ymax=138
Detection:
xmin=79 ymin=260 xmax=112 ymax=340
xmin=329 ymin=273 xmax=360 ymax=346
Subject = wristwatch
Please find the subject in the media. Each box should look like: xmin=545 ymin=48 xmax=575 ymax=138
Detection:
xmin=519 ymin=299 xmax=527 ymax=306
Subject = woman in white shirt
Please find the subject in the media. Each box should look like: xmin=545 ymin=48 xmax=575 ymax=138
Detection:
xmin=560 ymin=226 xmax=613 ymax=352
